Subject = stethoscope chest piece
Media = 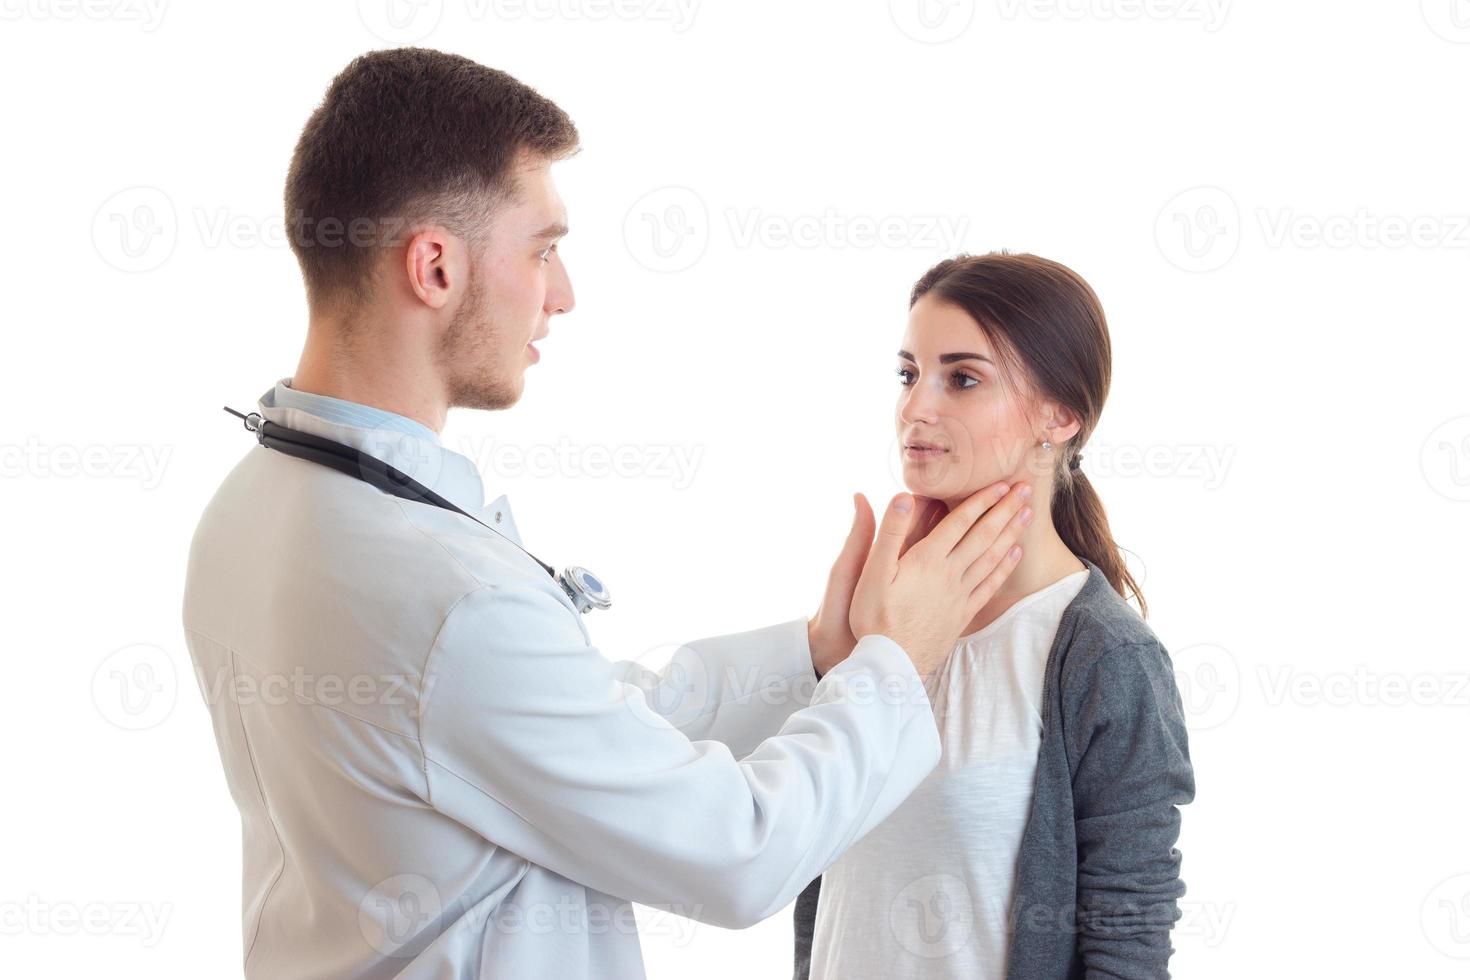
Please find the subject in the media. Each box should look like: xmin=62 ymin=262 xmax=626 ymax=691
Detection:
xmin=558 ymin=566 xmax=612 ymax=613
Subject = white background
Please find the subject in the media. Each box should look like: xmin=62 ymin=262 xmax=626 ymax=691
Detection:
xmin=3 ymin=0 xmax=1468 ymax=976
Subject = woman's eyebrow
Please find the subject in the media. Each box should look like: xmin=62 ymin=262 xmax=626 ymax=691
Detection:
xmin=897 ymin=349 xmax=994 ymax=365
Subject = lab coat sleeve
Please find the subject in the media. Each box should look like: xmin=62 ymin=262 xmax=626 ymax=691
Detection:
xmin=608 ymin=618 xmax=819 ymax=758
xmin=416 ymin=581 xmax=941 ymax=929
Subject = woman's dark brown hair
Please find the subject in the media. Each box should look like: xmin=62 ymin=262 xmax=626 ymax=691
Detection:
xmin=910 ymin=251 xmax=1147 ymax=617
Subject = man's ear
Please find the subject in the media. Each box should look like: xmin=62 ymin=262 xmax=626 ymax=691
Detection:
xmin=404 ymin=225 xmax=467 ymax=310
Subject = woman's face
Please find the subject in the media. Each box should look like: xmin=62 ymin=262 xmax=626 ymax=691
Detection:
xmin=896 ymin=293 xmax=1065 ymax=508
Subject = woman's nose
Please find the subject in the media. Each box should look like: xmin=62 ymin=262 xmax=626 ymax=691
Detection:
xmin=899 ymin=381 xmax=940 ymax=424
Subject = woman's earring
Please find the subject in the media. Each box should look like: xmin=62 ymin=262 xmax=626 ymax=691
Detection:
xmin=1041 ymin=438 xmax=1053 ymax=452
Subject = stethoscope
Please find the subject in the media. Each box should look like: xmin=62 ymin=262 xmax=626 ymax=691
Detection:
xmin=223 ymin=406 xmax=612 ymax=615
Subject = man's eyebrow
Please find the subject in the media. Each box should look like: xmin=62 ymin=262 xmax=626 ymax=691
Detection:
xmin=531 ymin=221 xmax=569 ymax=241
xmin=897 ymin=349 xmax=995 ymax=365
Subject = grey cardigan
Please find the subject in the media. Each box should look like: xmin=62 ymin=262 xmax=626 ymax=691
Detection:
xmin=793 ymin=557 xmax=1196 ymax=980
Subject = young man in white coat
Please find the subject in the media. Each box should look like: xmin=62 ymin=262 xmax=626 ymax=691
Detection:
xmin=183 ymin=47 xmax=1033 ymax=979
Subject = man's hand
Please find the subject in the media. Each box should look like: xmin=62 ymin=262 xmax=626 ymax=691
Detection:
xmin=850 ymin=482 xmax=1033 ymax=679
xmin=808 ymin=493 xmax=946 ymax=677
xmin=807 ymin=494 xmax=874 ymax=677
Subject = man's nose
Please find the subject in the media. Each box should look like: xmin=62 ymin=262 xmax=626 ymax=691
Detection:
xmin=546 ymin=255 xmax=575 ymax=316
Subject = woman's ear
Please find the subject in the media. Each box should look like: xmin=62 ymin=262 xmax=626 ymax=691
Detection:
xmin=1041 ymin=402 xmax=1083 ymax=449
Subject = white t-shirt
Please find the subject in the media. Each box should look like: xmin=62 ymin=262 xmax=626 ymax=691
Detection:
xmin=809 ymin=568 xmax=1091 ymax=980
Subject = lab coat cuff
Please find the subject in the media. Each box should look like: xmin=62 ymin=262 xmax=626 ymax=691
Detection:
xmin=811 ymin=633 xmax=941 ymax=745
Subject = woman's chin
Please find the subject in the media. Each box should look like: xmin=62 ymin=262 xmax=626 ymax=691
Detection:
xmin=905 ymin=471 xmax=1008 ymax=510
xmin=902 ymin=457 xmax=965 ymax=497
xmin=901 ymin=471 xmax=953 ymax=500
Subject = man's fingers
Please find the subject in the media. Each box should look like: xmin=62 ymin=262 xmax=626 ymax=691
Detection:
xmin=966 ymin=541 xmax=1023 ymax=615
xmin=866 ymin=493 xmax=918 ymax=576
xmin=952 ymin=483 xmax=1032 ymax=572
xmin=899 ymin=496 xmax=945 ymax=559
xmin=960 ymin=505 xmax=1030 ymax=593
xmin=926 ymin=480 xmax=1019 ymax=556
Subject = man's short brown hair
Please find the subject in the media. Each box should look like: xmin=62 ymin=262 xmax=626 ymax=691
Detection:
xmin=284 ymin=47 xmax=579 ymax=310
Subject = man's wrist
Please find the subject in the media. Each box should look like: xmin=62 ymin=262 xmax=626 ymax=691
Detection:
xmin=807 ymin=618 xmax=825 ymax=680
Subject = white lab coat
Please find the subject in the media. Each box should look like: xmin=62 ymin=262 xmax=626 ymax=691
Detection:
xmin=182 ymin=386 xmax=942 ymax=979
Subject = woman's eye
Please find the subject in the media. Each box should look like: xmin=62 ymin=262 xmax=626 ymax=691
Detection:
xmin=539 ymin=243 xmax=557 ymax=263
xmin=951 ymin=371 xmax=979 ymax=391
xmin=895 ymin=367 xmax=915 ymax=386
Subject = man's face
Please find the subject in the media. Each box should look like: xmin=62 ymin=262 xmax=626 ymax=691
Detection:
xmin=440 ymin=157 xmax=574 ymax=410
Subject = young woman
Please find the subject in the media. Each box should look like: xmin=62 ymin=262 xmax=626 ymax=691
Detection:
xmin=793 ymin=252 xmax=1196 ymax=980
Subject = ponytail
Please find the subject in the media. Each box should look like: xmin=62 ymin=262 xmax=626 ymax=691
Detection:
xmin=1053 ymin=463 xmax=1147 ymax=618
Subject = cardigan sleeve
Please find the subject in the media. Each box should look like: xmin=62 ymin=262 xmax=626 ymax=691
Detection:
xmin=1065 ymin=638 xmax=1196 ymax=979
xmin=791 ymin=875 xmax=821 ymax=980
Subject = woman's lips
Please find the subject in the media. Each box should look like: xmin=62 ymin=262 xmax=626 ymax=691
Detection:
xmin=526 ymin=342 xmax=540 ymax=363
xmin=903 ymin=445 xmax=948 ymax=460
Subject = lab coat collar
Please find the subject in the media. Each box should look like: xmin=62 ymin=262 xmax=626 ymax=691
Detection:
xmin=256 ymin=378 xmax=523 ymax=546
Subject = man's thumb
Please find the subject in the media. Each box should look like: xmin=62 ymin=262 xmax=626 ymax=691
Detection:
xmin=833 ymin=493 xmax=876 ymax=578
xmin=866 ymin=493 xmax=916 ymax=573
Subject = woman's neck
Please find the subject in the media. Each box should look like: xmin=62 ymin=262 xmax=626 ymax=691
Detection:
xmin=959 ymin=513 xmax=1085 ymax=638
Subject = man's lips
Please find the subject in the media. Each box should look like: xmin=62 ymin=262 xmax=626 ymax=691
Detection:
xmin=527 ymin=330 xmax=548 ymax=363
